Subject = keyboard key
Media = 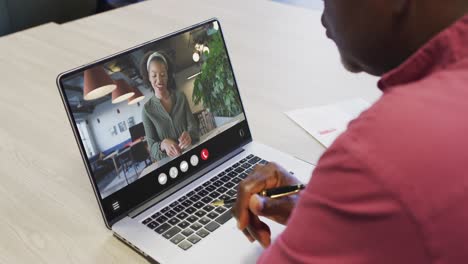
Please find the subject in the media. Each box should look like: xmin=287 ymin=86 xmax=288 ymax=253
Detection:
xmin=187 ymin=191 xmax=195 ymax=197
xmin=165 ymin=210 xmax=177 ymax=218
xmin=234 ymin=167 xmax=244 ymax=173
xmin=187 ymin=235 xmax=201 ymax=244
xmin=155 ymin=223 xmax=171 ymax=234
xmin=186 ymin=215 xmax=199 ymax=223
xmin=220 ymin=176 xmax=231 ymax=182
xmin=195 ymin=210 xmax=207 ymax=218
xmin=195 ymin=186 xmax=203 ymax=192
xmin=228 ymin=172 xmax=238 ymax=177
xmin=217 ymin=186 xmax=228 ymax=193
xmin=231 ymin=177 xmax=242 ymax=184
xmin=248 ymin=157 xmax=261 ymax=164
xmin=185 ymin=207 xmax=196 ymax=214
xmin=246 ymin=168 xmax=253 ymax=174
xmin=197 ymin=190 xmax=208 ymax=197
xmin=196 ymin=229 xmax=210 ymax=238
xmin=178 ymin=221 xmax=190 ymax=229
xmin=215 ymin=207 xmax=227 ymax=214
xmin=181 ymin=200 xmax=193 ymax=207
xmin=218 ymin=171 xmax=226 ymax=176
xmin=232 ymin=162 xmax=240 ymax=168
xmin=212 ymin=180 xmax=223 ymax=187
xmin=178 ymin=240 xmax=192 ymax=251
xmin=161 ymin=207 xmax=170 ymax=213
xmin=173 ymin=205 xmax=185 ymax=212
xmin=224 ymin=182 xmax=235 ymax=189
xmin=192 ymin=202 xmax=205 ymax=209
xmin=205 ymin=221 xmax=220 ymax=232
xmin=163 ymin=226 xmax=181 ymax=239
xmin=227 ymin=189 xmax=237 ymax=196
xmin=205 ymin=185 xmax=216 ymax=192
xmin=203 ymin=204 xmax=215 ymax=212
xmin=218 ymin=194 xmax=230 ymax=201
xmin=207 ymin=212 xmax=219 ymax=219
xmin=225 ymin=167 xmax=233 ymax=173
xmin=176 ymin=212 xmax=189 ymax=220
xmin=209 ymin=191 xmax=221 ymax=199
xmin=156 ymin=216 xmax=168 ymax=224
xmin=189 ymin=195 xmax=201 ymax=202
xmin=201 ymin=197 xmax=212 ymax=204
xmin=199 ymin=217 xmax=211 ymax=225
xmin=169 ymin=201 xmax=178 ymax=207
xmin=147 ymin=221 xmax=158 ymax=229
xmin=241 ymin=163 xmax=251 ymax=169
xmin=151 ymin=212 xmax=161 ymax=219
xmin=182 ymin=228 xmax=194 ymax=237
xmin=190 ymin=223 xmax=203 ymax=231
xmin=168 ymin=218 xmax=180 ymax=225
xmin=246 ymin=154 xmax=254 ymax=159
xmin=240 ymin=158 xmax=247 ymax=163
xmin=170 ymin=234 xmax=185 ymax=245
xmin=238 ymin=173 xmax=248 ymax=179
xmin=202 ymin=181 xmax=211 ymax=187
xmin=143 ymin=218 xmax=152 ymax=225
xmin=178 ymin=196 xmax=187 ymax=202
xmin=259 ymin=159 xmax=268 ymax=165
xmin=215 ymin=211 xmax=233 ymax=225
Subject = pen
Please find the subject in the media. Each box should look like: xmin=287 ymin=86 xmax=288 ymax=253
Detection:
xmin=211 ymin=184 xmax=306 ymax=207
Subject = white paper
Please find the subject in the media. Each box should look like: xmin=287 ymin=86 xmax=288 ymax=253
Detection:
xmin=286 ymin=98 xmax=371 ymax=148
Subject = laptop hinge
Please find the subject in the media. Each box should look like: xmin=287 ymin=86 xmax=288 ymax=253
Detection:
xmin=127 ymin=146 xmax=245 ymax=218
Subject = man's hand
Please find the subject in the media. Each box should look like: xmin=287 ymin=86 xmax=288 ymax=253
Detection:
xmin=232 ymin=162 xmax=301 ymax=248
xmin=178 ymin=131 xmax=192 ymax=150
xmin=161 ymin=138 xmax=182 ymax=157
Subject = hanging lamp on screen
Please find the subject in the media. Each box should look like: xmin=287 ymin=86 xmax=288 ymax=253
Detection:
xmin=83 ymin=66 xmax=116 ymax=100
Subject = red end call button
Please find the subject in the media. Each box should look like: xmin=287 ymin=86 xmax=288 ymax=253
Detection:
xmin=201 ymin=148 xmax=209 ymax=160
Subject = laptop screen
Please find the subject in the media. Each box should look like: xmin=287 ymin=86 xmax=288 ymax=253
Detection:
xmin=57 ymin=19 xmax=251 ymax=226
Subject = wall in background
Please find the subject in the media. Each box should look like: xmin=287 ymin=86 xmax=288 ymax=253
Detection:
xmin=87 ymin=85 xmax=152 ymax=152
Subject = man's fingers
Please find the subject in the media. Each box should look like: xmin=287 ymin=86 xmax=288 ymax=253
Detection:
xmin=249 ymin=194 xmax=296 ymax=224
xmin=242 ymin=229 xmax=255 ymax=243
xmin=234 ymin=164 xmax=282 ymax=230
xmin=246 ymin=212 xmax=271 ymax=248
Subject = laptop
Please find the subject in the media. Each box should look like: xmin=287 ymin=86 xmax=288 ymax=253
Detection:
xmin=56 ymin=18 xmax=314 ymax=263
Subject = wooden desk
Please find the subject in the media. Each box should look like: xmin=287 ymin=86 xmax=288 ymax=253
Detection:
xmin=0 ymin=1 xmax=380 ymax=263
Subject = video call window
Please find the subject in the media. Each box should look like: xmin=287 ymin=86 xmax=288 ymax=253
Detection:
xmin=61 ymin=22 xmax=245 ymax=198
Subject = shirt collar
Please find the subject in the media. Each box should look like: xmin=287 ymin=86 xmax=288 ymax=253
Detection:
xmin=378 ymin=14 xmax=468 ymax=91
xmin=150 ymin=91 xmax=175 ymax=105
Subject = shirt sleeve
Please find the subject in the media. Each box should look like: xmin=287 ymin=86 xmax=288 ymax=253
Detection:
xmin=257 ymin=139 xmax=428 ymax=264
xmin=142 ymin=109 xmax=166 ymax=161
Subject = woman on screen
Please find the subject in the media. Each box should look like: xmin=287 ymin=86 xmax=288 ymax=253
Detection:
xmin=140 ymin=51 xmax=199 ymax=160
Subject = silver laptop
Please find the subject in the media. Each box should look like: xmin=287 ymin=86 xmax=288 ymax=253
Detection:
xmin=57 ymin=18 xmax=313 ymax=263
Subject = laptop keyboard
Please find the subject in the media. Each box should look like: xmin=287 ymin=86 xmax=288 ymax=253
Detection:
xmin=141 ymin=154 xmax=267 ymax=251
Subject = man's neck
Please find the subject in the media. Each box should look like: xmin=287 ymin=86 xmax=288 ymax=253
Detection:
xmin=401 ymin=2 xmax=468 ymax=64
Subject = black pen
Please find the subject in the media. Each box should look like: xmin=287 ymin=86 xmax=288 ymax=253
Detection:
xmin=211 ymin=184 xmax=306 ymax=207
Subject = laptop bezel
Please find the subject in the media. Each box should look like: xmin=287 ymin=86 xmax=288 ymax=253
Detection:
xmin=56 ymin=18 xmax=253 ymax=228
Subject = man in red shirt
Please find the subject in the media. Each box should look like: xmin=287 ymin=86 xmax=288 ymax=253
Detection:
xmin=233 ymin=1 xmax=468 ymax=263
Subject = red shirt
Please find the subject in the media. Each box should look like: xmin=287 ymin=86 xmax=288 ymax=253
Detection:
xmin=259 ymin=15 xmax=468 ymax=264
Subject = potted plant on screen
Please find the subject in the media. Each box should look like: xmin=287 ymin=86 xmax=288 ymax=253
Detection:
xmin=192 ymin=32 xmax=242 ymax=128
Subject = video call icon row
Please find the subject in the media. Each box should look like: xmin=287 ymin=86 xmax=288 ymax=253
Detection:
xmin=158 ymin=149 xmax=209 ymax=186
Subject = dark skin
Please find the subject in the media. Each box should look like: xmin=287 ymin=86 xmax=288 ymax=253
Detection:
xmin=233 ymin=0 xmax=468 ymax=248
